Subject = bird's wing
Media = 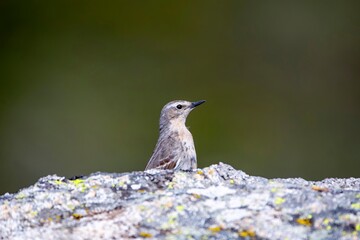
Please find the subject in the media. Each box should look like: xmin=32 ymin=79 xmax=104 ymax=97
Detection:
xmin=145 ymin=134 xmax=180 ymax=170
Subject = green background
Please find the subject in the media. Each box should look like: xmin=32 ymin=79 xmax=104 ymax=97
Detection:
xmin=1 ymin=1 xmax=359 ymax=194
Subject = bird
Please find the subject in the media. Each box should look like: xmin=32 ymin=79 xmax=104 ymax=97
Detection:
xmin=145 ymin=100 xmax=205 ymax=171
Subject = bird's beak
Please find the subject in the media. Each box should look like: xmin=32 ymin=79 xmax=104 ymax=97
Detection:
xmin=191 ymin=100 xmax=206 ymax=108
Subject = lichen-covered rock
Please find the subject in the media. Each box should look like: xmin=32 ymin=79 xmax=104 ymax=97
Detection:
xmin=0 ymin=163 xmax=359 ymax=239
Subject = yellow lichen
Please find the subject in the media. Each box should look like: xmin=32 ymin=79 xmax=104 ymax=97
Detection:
xmin=70 ymin=179 xmax=87 ymax=192
xmin=71 ymin=179 xmax=84 ymax=185
xmin=53 ymin=180 xmax=64 ymax=185
xmin=72 ymin=213 xmax=83 ymax=220
xmin=139 ymin=232 xmax=152 ymax=238
xmin=356 ymin=224 xmax=360 ymax=232
xmin=238 ymin=230 xmax=256 ymax=237
xmin=274 ymin=197 xmax=285 ymax=205
xmin=167 ymin=182 xmax=174 ymax=189
xmin=168 ymin=214 xmax=177 ymax=225
xmin=208 ymin=225 xmax=221 ymax=233
xmin=15 ymin=193 xmax=26 ymax=200
xmin=176 ymin=205 xmax=185 ymax=212
xmin=192 ymin=193 xmax=201 ymax=199
xmin=138 ymin=205 xmax=146 ymax=211
xmin=322 ymin=217 xmax=333 ymax=230
xmin=30 ymin=211 xmax=38 ymax=217
xmin=161 ymin=213 xmax=178 ymax=230
xmin=351 ymin=203 xmax=360 ymax=209
xmin=67 ymin=204 xmax=75 ymax=211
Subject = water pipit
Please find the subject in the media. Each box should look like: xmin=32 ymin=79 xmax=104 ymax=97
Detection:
xmin=145 ymin=100 xmax=205 ymax=170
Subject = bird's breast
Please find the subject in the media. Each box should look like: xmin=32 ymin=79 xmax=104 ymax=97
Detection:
xmin=169 ymin=121 xmax=193 ymax=142
xmin=166 ymin=120 xmax=197 ymax=170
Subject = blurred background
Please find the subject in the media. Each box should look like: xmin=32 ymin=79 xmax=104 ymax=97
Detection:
xmin=0 ymin=1 xmax=359 ymax=194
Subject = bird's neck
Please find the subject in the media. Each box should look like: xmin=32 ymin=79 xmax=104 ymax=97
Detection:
xmin=159 ymin=118 xmax=187 ymax=135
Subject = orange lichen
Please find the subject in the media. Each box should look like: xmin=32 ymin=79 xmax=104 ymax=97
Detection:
xmin=312 ymin=185 xmax=329 ymax=192
xmin=297 ymin=217 xmax=312 ymax=226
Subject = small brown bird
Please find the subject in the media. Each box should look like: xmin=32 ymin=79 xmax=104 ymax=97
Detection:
xmin=145 ymin=100 xmax=205 ymax=171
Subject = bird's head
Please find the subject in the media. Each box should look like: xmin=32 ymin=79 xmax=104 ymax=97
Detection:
xmin=159 ymin=100 xmax=205 ymax=128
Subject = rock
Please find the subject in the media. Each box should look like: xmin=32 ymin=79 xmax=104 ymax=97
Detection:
xmin=0 ymin=162 xmax=359 ymax=239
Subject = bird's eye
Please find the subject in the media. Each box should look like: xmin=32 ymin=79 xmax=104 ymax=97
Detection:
xmin=176 ymin=104 xmax=182 ymax=109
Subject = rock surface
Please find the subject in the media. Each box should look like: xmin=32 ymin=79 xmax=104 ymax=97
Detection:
xmin=0 ymin=163 xmax=359 ymax=240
